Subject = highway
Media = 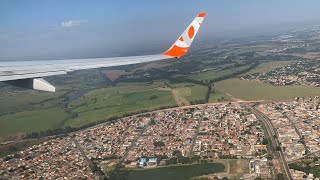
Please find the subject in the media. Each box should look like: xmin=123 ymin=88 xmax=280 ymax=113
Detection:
xmin=248 ymin=105 xmax=294 ymax=180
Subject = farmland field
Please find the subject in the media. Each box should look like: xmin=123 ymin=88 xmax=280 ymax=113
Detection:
xmin=0 ymin=108 xmax=70 ymax=136
xmin=0 ymin=82 xmax=177 ymax=136
xmin=189 ymin=65 xmax=252 ymax=81
xmin=170 ymin=83 xmax=207 ymax=105
xmin=208 ymin=89 xmax=230 ymax=103
xmin=215 ymin=78 xmax=320 ymax=100
xmin=126 ymin=163 xmax=225 ymax=180
xmin=66 ymin=89 xmax=176 ymax=127
xmin=0 ymin=91 xmax=66 ymax=114
xmin=242 ymin=61 xmax=292 ymax=75
xmin=65 ymin=82 xmax=177 ymax=127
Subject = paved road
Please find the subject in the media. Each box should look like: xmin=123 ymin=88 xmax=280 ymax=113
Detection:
xmin=71 ymin=137 xmax=106 ymax=179
xmin=248 ymin=106 xmax=294 ymax=180
xmin=122 ymin=119 xmax=151 ymax=161
xmin=189 ymin=107 xmax=205 ymax=156
xmin=284 ymin=114 xmax=310 ymax=155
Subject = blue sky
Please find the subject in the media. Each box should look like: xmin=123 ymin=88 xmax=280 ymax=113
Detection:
xmin=1 ymin=0 xmax=320 ymax=60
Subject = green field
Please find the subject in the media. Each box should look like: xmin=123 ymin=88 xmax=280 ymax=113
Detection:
xmin=190 ymin=65 xmax=251 ymax=81
xmin=0 ymin=108 xmax=70 ymax=136
xmin=215 ymin=78 xmax=320 ymax=100
xmin=0 ymin=91 xmax=66 ymax=114
xmin=0 ymin=82 xmax=177 ymax=136
xmin=127 ymin=163 xmax=225 ymax=180
xmin=170 ymin=83 xmax=207 ymax=105
xmin=242 ymin=61 xmax=292 ymax=75
xmin=65 ymin=82 xmax=176 ymax=127
xmin=208 ymin=89 xmax=230 ymax=103
xmin=0 ymin=91 xmax=69 ymax=136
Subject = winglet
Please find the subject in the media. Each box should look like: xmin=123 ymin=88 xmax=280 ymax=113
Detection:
xmin=163 ymin=12 xmax=207 ymax=58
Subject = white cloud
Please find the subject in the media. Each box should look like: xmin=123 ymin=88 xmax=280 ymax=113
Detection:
xmin=60 ymin=20 xmax=83 ymax=28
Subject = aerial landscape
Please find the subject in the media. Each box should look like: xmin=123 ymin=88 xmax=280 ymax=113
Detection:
xmin=1 ymin=1 xmax=320 ymax=180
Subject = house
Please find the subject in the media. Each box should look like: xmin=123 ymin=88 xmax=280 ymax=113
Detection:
xmin=139 ymin=158 xmax=147 ymax=167
xmin=147 ymin=158 xmax=158 ymax=167
xmin=138 ymin=157 xmax=158 ymax=168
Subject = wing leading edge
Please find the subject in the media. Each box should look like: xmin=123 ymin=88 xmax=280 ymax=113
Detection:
xmin=0 ymin=12 xmax=207 ymax=92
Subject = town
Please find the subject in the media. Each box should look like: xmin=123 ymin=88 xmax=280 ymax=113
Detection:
xmin=257 ymin=97 xmax=320 ymax=179
xmin=0 ymin=98 xmax=319 ymax=179
xmin=240 ymin=60 xmax=320 ymax=87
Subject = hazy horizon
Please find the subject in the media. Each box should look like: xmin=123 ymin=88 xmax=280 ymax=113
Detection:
xmin=1 ymin=0 xmax=320 ymax=61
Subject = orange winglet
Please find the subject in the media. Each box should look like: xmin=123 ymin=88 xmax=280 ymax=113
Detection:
xmin=163 ymin=45 xmax=189 ymax=57
xmin=198 ymin=12 xmax=207 ymax=17
xmin=163 ymin=12 xmax=206 ymax=58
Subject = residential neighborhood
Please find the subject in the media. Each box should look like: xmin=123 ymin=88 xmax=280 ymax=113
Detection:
xmin=240 ymin=60 xmax=320 ymax=87
xmin=1 ymin=99 xmax=319 ymax=179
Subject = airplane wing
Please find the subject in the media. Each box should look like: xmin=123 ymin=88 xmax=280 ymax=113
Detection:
xmin=0 ymin=12 xmax=206 ymax=92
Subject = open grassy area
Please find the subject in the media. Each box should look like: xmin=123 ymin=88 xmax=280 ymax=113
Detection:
xmin=65 ymin=82 xmax=176 ymax=127
xmin=190 ymin=159 xmax=249 ymax=179
xmin=242 ymin=61 xmax=292 ymax=75
xmin=127 ymin=163 xmax=225 ymax=180
xmin=0 ymin=108 xmax=70 ymax=136
xmin=208 ymin=90 xmax=230 ymax=103
xmin=0 ymin=91 xmax=66 ymax=114
xmin=228 ymin=159 xmax=250 ymax=177
xmin=189 ymin=65 xmax=251 ymax=81
xmin=215 ymin=78 xmax=320 ymax=100
xmin=0 ymin=91 xmax=69 ymax=137
xmin=0 ymin=81 xmax=177 ymax=136
xmin=170 ymin=83 xmax=207 ymax=105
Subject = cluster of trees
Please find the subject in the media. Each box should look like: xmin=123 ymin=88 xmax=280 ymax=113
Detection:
xmin=217 ymin=96 xmax=226 ymax=102
xmin=108 ymin=163 xmax=130 ymax=180
xmin=149 ymin=95 xmax=159 ymax=100
xmin=153 ymin=141 xmax=165 ymax=147
xmin=165 ymin=155 xmax=202 ymax=165
xmin=89 ymin=164 xmax=106 ymax=179
xmin=214 ymin=177 xmax=229 ymax=180
xmin=275 ymin=146 xmax=282 ymax=151
xmin=25 ymin=126 xmax=78 ymax=139
xmin=165 ymin=157 xmax=178 ymax=165
xmin=205 ymin=83 xmax=213 ymax=103
xmin=285 ymin=47 xmax=306 ymax=53
xmin=238 ymin=51 xmax=256 ymax=58
xmin=209 ymin=62 xmax=259 ymax=83
xmin=190 ymin=100 xmax=206 ymax=105
xmin=289 ymin=159 xmax=320 ymax=178
xmin=257 ymin=54 xmax=298 ymax=61
xmin=262 ymin=138 xmax=269 ymax=145
xmin=218 ymin=155 xmax=238 ymax=159
xmin=149 ymin=119 xmax=156 ymax=125
xmin=164 ymin=150 xmax=202 ymax=165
